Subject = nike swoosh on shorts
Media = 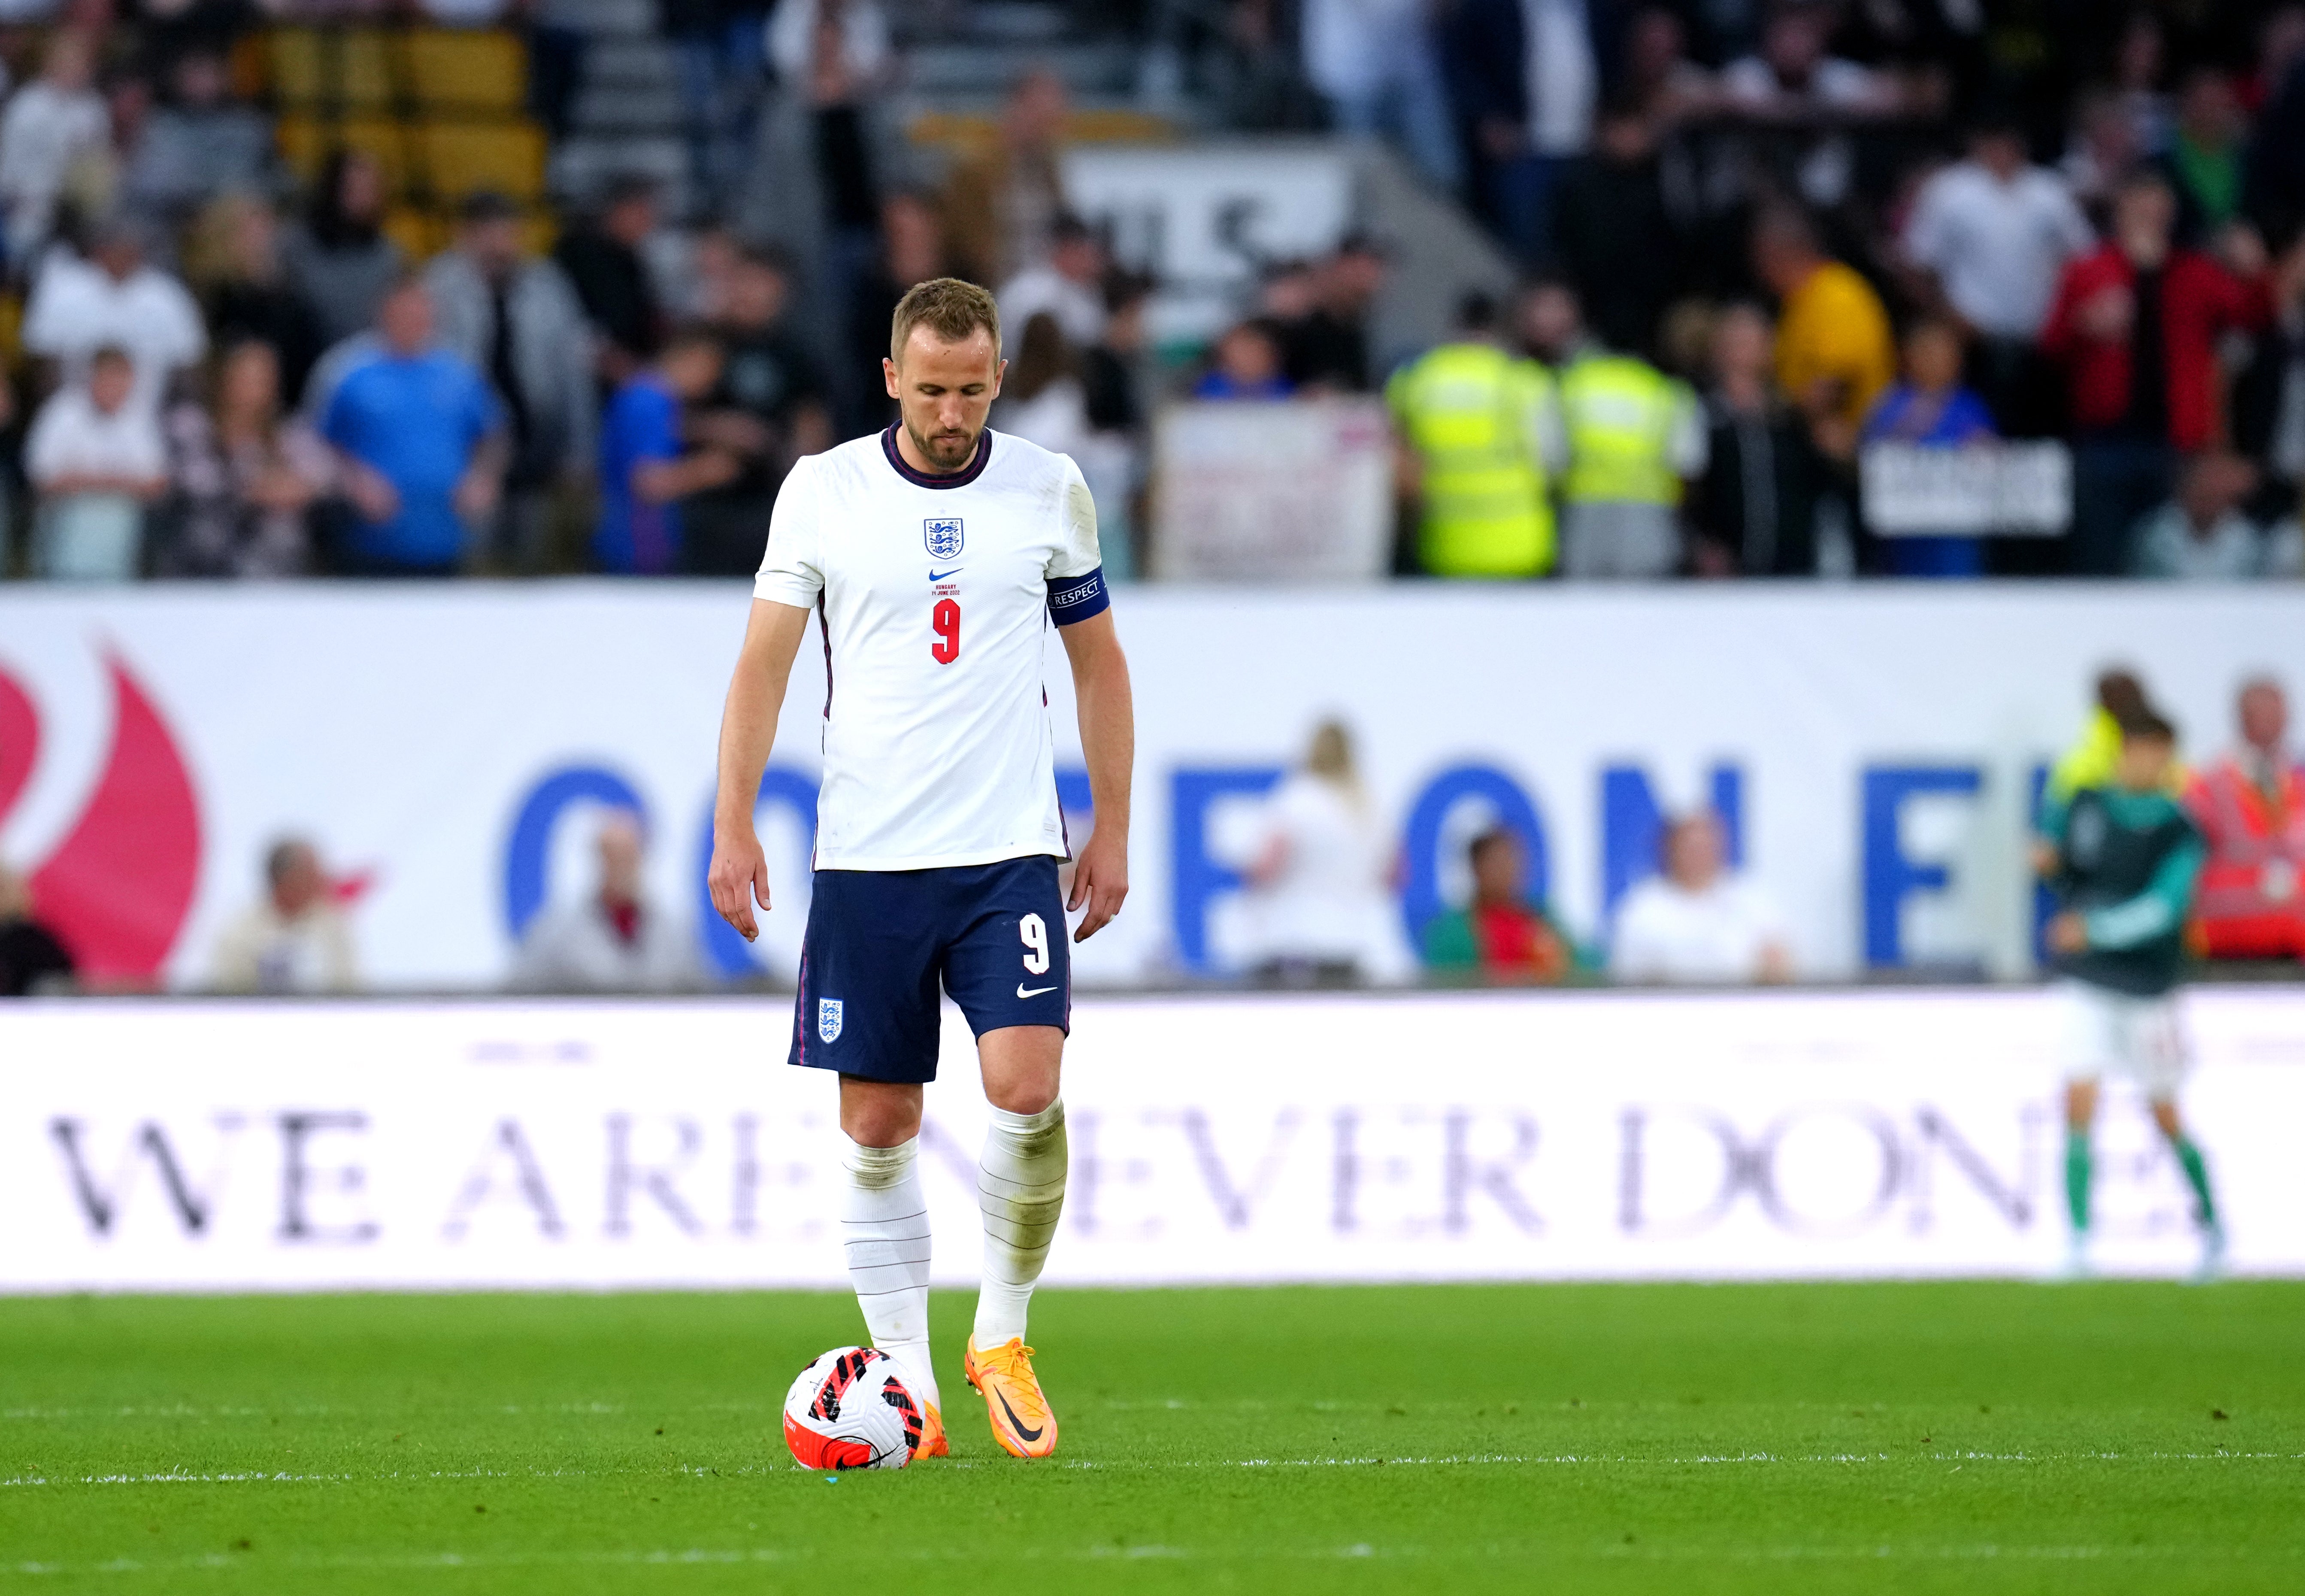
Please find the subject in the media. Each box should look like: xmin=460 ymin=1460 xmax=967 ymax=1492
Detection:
xmin=1016 ymin=983 xmax=1059 ymax=999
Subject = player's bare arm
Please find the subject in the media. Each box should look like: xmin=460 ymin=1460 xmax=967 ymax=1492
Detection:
xmin=708 ymin=597 xmax=812 ymax=942
xmin=1060 ymin=608 xmax=1133 ymax=942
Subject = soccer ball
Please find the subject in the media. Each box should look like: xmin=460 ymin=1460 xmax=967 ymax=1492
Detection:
xmin=783 ymin=1347 xmax=921 ymax=1470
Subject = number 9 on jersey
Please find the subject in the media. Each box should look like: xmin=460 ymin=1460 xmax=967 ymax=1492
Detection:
xmin=931 ymin=598 xmax=961 ymax=664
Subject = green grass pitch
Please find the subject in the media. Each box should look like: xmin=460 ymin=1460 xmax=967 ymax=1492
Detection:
xmin=3 ymin=1283 xmax=2301 ymax=1593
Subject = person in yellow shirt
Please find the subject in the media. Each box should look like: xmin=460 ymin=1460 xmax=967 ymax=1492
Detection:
xmin=1752 ymin=203 xmax=1895 ymax=454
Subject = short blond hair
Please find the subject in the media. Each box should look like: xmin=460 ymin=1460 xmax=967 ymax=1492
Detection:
xmin=890 ymin=276 xmax=1001 ymax=364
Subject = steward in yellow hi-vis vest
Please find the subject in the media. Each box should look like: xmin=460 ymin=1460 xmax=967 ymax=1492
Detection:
xmin=1385 ymin=294 xmax=1566 ymax=578
xmin=1555 ymin=348 xmax=1707 ymax=579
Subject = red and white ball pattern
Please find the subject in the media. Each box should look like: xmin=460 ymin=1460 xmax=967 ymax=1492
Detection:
xmin=782 ymin=1347 xmax=921 ymax=1470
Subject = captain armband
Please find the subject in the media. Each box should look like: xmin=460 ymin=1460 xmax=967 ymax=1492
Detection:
xmin=1047 ymin=566 xmax=1111 ymax=626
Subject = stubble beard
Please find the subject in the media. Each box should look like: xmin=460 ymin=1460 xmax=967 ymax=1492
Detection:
xmin=905 ymin=415 xmax=983 ymax=474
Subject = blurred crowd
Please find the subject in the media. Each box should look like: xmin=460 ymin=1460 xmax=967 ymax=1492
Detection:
xmin=0 ymin=2 xmax=2302 ymax=583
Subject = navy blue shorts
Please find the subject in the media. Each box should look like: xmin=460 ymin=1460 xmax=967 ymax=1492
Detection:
xmin=789 ymin=857 xmax=1071 ymax=1084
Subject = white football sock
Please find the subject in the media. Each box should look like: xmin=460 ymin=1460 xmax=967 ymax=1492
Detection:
xmin=974 ymin=1100 xmax=1067 ymax=1346
xmin=840 ymin=1135 xmax=938 ymax=1411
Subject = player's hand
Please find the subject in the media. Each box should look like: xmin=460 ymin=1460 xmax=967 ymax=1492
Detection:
xmin=2046 ymin=911 xmax=2090 ymax=954
xmin=708 ymin=827 xmax=772 ymax=942
xmin=1067 ymin=826 xmax=1129 ymax=942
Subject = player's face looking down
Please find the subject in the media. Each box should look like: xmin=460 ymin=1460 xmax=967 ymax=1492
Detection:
xmin=884 ymin=327 xmax=1006 ymax=472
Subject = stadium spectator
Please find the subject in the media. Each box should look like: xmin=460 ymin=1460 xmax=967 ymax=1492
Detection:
xmin=682 ymin=248 xmax=832 ymax=575
xmin=1898 ymin=111 xmax=2093 ymax=437
xmin=1239 ymin=719 xmax=1400 ymax=986
xmin=185 ymin=194 xmax=325 ymax=408
xmin=1616 ymin=4 xmax=1715 ymax=125
xmin=2063 ymin=88 xmax=2147 ymax=221
xmin=1751 ymin=201 xmax=1894 ymax=458
xmin=1611 ymin=809 xmax=1792 ymax=984
xmin=424 ymin=191 xmax=597 ymax=575
xmin=121 ymin=47 xmax=274 ymax=225
xmin=2249 ymin=13 xmax=2305 ymax=239
xmin=2235 ymin=227 xmax=2305 ymax=537
xmin=0 ymin=861 xmax=74 ymax=997
xmin=1192 ymin=319 xmax=1293 ymax=401
xmin=0 ymin=30 xmax=107 ymax=263
xmin=1300 ymin=0 xmax=1459 ymax=190
xmin=1078 ymin=273 xmax=1154 ymax=577
xmin=2041 ymin=170 xmax=2273 ymax=575
xmin=1280 ymin=233 xmax=1386 ymax=393
xmin=1717 ymin=0 xmax=1900 ymax=210
xmin=22 ymin=211 xmax=207 ymax=415
xmin=942 ymin=67 xmax=1071 ymax=286
xmin=285 ymin=148 xmax=403 ymax=350
xmin=1422 ymin=826 xmax=1573 ymax=985
xmin=1436 ymin=0 xmax=1597 ymax=263
xmin=2160 ymin=67 xmax=2247 ymax=243
xmin=1859 ymin=317 xmax=1997 ymax=578
xmin=748 ymin=0 xmax=897 ymax=387
xmin=2047 ymin=667 xmax=2157 ymax=809
xmin=511 ymin=810 xmax=698 ymax=992
xmin=1689 ymin=302 xmax=1827 ymax=576
xmin=997 ymin=212 xmax=1105 ymax=350
xmin=24 ymin=345 xmax=167 ymax=581
xmin=1389 ymin=291 xmax=1564 ymax=577
xmin=1556 ymin=324 xmax=1707 ymax=581
xmin=2130 ymin=451 xmax=2295 ymax=580
xmin=321 ymin=278 xmax=506 ymax=577
xmin=1513 ymin=276 xmax=1587 ymax=369
xmin=1551 ymin=99 xmax=1688 ymax=361
xmin=594 ymin=325 xmax=738 ymax=575
xmin=2186 ymin=676 xmax=2305 ymax=962
xmin=212 ymin=837 xmax=359 ymax=995
xmin=845 ymin=188 xmax=948 ymax=429
xmin=993 ymin=311 xmax=1089 ymax=459
xmin=155 ymin=339 xmax=331 ymax=579
xmin=555 ymin=175 xmax=666 ymax=388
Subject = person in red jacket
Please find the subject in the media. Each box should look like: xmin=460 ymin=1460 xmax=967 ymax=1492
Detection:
xmin=2186 ymin=675 xmax=2305 ymax=960
xmin=2040 ymin=169 xmax=2272 ymax=573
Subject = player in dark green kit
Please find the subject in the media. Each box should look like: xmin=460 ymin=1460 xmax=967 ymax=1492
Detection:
xmin=2038 ymin=711 xmax=2223 ymax=1280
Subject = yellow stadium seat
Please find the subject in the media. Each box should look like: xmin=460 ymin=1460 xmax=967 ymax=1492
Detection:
xmin=413 ymin=118 xmax=547 ymax=203
xmin=400 ymin=30 xmax=527 ymax=114
xmin=276 ymin=115 xmax=413 ymax=200
xmin=269 ymin=27 xmax=395 ymax=112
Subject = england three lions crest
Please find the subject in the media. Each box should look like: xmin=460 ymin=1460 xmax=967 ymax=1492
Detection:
xmin=924 ymin=518 xmax=964 ymax=560
xmin=818 ymin=999 xmax=844 ymax=1044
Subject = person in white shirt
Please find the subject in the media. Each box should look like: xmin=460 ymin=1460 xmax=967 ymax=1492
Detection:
xmin=22 ymin=213 xmax=208 ymax=415
xmin=1242 ymin=718 xmax=1404 ymax=986
xmin=991 ymin=312 xmax=1091 ymax=459
xmin=1611 ymin=809 xmax=1793 ymax=985
xmin=25 ymin=346 xmax=167 ymax=580
xmin=995 ymin=214 xmax=1106 ymax=350
xmin=1902 ymin=113 xmax=2095 ymax=435
xmin=0 ymin=31 xmax=108 ymax=262
xmin=708 ymin=276 xmax=1135 ymax=1465
xmin=211 ymin=837 xmax=360 ymax=995
xmin=512 ymin=811 xmax=700 ymax=992
xmin=1300 ymin=0 xmax=1461 ymax=188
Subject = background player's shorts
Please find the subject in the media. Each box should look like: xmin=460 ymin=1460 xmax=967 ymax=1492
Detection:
xmin=2057 ymin=979 xmax=2187 ymax=1099
xmin=789 ymin=857 xmax=1071 ymax=1084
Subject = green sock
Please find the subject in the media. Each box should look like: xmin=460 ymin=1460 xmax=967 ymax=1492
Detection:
xmin=2064 ymin=1129 xmax=2092 ymax=1234
xmin=2168 ymin=1133 xmax=2218 ymax=1228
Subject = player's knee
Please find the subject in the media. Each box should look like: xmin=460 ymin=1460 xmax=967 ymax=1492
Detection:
xmin=840 ymin=1082 xmax=924 ymax=1147
xmin=984 ymin=1066 xmax=1060 ymax=1118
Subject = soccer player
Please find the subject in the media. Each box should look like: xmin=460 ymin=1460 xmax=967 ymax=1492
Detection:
xmin=706 ymin=278 xmax=1133 ymax=1462
xmin=2038 ymin=711 xmax=2223 ymax=1280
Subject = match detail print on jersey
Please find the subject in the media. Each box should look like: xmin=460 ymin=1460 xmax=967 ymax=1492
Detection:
xmin=752 ymin=428 xmax=1107 ymax=871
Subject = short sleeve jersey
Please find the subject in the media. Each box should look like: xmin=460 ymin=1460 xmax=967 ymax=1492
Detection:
xmin=754 ymin=426 xmax=1108 ymax=871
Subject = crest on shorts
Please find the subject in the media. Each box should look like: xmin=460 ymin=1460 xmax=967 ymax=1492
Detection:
xmin=923 ymin=518 xmax=965 ymax=560
xmin=818 ymin=999 xmax=844 ymax=1044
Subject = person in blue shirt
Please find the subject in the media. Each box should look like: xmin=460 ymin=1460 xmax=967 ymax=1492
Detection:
xmin=321 ymin=277 xmax=505 ymax=575
xmin=1860 ymin=316 xmax=1997 ymax=578
xmin=594 ymin=327 xmax=741 ymax=574
xmin=1190 ymin=319 xmax=1295 ymax=401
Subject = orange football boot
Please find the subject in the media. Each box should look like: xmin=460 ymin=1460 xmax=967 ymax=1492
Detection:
xmin=914 ymin=1400 xmax=948 ymax=1460
xmin=964 ymin=1336 xmax=1058 ymax=1459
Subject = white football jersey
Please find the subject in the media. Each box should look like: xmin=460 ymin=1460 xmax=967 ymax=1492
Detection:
xmin=754 ymin=426 xmax=1107 ymax=871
